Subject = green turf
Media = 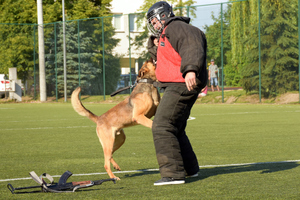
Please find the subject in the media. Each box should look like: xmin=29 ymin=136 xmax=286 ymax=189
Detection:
xmin=0 ymin=103 xmax=299 ymax=199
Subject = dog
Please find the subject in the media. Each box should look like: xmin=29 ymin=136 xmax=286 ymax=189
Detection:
xmin=71 ymin=59 xmax=160 ymax=180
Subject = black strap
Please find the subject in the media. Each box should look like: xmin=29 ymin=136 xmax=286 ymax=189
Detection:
xmin=110 ymin=85 xmax=132 ymax=97
xmin=110 ymin=79 xmax=157 ymax=97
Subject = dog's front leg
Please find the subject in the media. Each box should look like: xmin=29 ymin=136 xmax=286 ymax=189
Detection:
xmin=131 ymin=94 xmax=154 ymax=128
xmin=132 ymin=106 xmax=153 ymax=128
xmin=133 ymin=114 xmax=153 ymax=128
xmin=152 ymin=87 xmax=160 ymax=106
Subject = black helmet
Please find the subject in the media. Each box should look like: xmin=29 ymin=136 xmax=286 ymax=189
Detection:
xmin=147 ymin=1 xmax=174 ymax=37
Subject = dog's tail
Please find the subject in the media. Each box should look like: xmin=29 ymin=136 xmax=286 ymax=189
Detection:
xmin=71 ymin=87 xmax=98 ymax=123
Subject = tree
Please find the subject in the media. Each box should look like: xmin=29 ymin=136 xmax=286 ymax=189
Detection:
xmin=0 ymin=0 xmax=62 ymax=83
xmin=0 ymin=0 xmax=37 ymax=84
xmin=45 ymin=21 xmax=99 ymax=97
xmin=204 ymin=4 xmax=233 ymax=85
xmin=237 ymin=0 xmax=299 ymax=96
xmin=67 ymin=0 xmax=120 ymax=95
xmin=0 ymin=0 xmax=121 ymax=96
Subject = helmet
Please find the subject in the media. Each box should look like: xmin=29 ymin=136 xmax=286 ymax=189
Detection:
xmin=147 ymin=1 xmax=174 ymax=37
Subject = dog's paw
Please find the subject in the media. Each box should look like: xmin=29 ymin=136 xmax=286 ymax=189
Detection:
xmin=113 ymin=165 xmax=121 ymax=171
xmin=114 ymin=176 xmax=121 ymax=181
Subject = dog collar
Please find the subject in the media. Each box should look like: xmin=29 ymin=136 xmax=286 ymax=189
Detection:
xmin=137 ymin=79 xmax=155 ymax=84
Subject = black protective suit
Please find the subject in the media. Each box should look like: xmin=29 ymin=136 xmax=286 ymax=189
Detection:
xmin=147 ymin=16 xmax=207 ymax=179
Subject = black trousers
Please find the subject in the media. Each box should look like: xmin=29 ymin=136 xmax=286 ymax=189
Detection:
xmin=152 ymin=85 xmax=200 ymax=179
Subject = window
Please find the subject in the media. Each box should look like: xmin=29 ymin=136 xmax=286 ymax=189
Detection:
xmin=112 ymin=14 xmax=123 ymax=31
xmin=129 ymin=14 xmax=144 ymax=32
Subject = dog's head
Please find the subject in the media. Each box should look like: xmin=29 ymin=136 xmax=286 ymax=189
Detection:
xmin=137 ymin=58 xmax=157 ymax=81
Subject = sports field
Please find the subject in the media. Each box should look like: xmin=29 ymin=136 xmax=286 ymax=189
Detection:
xmin=0 ymin=102 xmax=299 ymax=199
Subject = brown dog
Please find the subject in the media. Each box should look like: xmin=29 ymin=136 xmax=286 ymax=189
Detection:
xmin=71 ymin=59 xmax=160 ymax=180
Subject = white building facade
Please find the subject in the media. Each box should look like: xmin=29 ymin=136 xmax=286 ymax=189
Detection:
xmin=111 ymin=13 xmax=147 ymax=75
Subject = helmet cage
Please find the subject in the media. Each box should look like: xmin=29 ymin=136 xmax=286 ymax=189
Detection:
xmin=147 ymin=14 xmax=164 ymax=37
xmin=146 ymin=2 xmax=174 ymax=37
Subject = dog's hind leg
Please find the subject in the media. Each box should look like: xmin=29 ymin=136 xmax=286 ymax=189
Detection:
xmin=97 ymin=126 xmax=120 ymax=180
xmin=111 ymin=129 xmax=126 ymax=171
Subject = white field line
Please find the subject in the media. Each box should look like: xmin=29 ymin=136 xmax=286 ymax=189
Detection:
xmin=1 ymin=159 xmax=299 ymax=182
xmin=198 ymin=110 xmax=300 ymax=116
xmin=1 ymin=118 xmax=85 ymax=123
xmin=2 ymin=109 xmax=300 ymax=124
xmin=1 ymin=125 xmax=95 ymax=131
xmin=2 ymin=117 xmax=196 ymax=131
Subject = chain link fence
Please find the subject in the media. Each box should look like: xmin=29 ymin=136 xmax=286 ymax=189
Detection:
xmin=0 ymin=0 xmax=299 ymax=102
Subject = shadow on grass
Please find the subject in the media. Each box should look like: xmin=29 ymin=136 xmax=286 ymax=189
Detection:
xmin=123 ymin=169 xmax=160 ymax=178
xmin=124 ymin=161 xmax=299 ymax=184
xmin=9 ymin=161 xmax=299 ymax=194
xmin=193 ymin=161 xmax=300 ymax=183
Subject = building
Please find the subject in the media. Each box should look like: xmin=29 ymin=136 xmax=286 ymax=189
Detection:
xmin=111 ymin=13 xmax=146 ymax=75
xmin=111 ymin=0 xmax=146 ymax=75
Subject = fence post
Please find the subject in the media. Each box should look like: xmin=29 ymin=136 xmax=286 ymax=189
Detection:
xmin=55 ymin=23 xmax=58 ymax=101
xmin=33 ymin=25 xmax=37 ymax=100
xmin=128 ymin=14 xmax=132 ymax=93
xmin=298 ymin=0 xmax=300 ymax=103
xmin=77 ymin=20 xmax=81 ymax=100
xmin=186 ymin=5 xmax=190 ymax=17
xmin=62 ymin=0 xmax=67 ymax=102
xmin=258 ymin=0 xmax=261 ymax=102
xmin=102 ymin=17 xmax=106 ymax=100
xmin=221 ymin=3 xmax=224 ymax=103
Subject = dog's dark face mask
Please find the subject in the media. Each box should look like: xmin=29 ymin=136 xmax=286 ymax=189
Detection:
xmin=137 ymin=59 xmax=156 ymax=81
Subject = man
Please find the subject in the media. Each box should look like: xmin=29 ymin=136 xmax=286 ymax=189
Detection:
xmin=208 ymin=59 xmax=220 ymax=92
xmin=147 ymin=1 xmax=207 ymax=186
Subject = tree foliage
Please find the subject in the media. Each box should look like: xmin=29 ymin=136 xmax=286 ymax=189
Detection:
xmin=0 ymin=0 xmax=120 ymax=96
xmin=0 ymin=0 xmax=39 ymax=82
xmin=45 ymin=21 xmax=99 ymax=96
xmin=204 ymin=4 xmax=234 ymax=85
xmin=231 ymin=0 xmax=299 ymax=96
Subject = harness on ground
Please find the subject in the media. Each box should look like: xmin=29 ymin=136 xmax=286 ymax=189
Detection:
xmin=110 ymin=78 xmax=157 ymax=97
xmin=7 ymin=171 xmax=116 ymax=194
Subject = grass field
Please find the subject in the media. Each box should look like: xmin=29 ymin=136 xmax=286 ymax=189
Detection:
xmin=0 ymin=102 xmax=299 ymax=199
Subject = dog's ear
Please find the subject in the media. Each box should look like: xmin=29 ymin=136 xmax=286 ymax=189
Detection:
xmin=148 ymin=57 xmax=153 ymax=63
xmin=138 ymin=65 xmax=149 ymax=78
xmin=138 ymin=68 xmax=144 ymax=77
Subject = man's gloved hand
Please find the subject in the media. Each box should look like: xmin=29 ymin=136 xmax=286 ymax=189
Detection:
xmin=147 ymin=35 xmax=159 ymax=61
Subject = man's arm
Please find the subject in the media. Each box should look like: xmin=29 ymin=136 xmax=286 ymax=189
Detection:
xmin=147 ymin=35 xmax=159 ymax=61
xmin=166 ymin=21 xmax=206 ymax=77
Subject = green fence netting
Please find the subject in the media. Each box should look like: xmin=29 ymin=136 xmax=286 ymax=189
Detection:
xmin=0 ymin=0 xmax=299 ymax=102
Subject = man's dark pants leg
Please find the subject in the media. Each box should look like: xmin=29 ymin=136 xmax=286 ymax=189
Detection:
xmin=152 ymin=85 xmax=199 ymax=180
